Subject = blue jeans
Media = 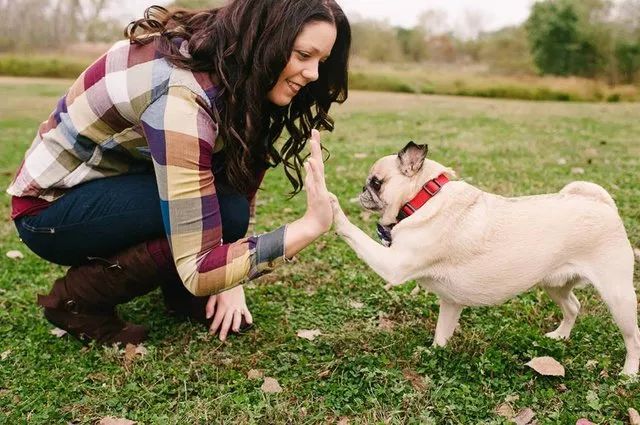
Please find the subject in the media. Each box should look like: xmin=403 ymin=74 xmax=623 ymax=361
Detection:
xmin=15 ymin=174 xmax=249 ymax=266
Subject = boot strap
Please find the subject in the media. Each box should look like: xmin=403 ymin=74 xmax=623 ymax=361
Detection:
xmin=37 ymin=294 xmax=112 ymax=315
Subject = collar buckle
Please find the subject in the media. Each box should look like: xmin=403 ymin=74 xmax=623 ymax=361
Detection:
xmin=423 ymin=179 xmax=442 ymax=196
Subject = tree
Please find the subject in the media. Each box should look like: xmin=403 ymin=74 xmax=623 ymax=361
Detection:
xmin=526 ymin=0 xmax=603 ymax=77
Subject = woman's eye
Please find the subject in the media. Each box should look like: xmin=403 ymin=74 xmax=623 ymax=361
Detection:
xmin=297 ymin=51 xmax=310 ymax=59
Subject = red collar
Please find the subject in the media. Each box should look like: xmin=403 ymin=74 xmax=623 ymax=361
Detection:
xmin=396 ymin=173 xmax=449 ymax=221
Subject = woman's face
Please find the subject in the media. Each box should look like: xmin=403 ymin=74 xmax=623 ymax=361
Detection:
xmin=267 ymin=21 xmax=337 ymax=106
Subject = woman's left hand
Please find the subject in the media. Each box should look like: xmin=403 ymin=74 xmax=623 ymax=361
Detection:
xmin=206 ymin=284 xmax=253 ymax=341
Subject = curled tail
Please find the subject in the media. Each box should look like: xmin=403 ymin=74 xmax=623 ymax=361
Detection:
xmin=560 ymin=181 xmax=617 ymax=211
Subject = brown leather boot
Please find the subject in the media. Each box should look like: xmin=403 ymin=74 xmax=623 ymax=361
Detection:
xmin=37 ymin=242 xmax=163 ymax=345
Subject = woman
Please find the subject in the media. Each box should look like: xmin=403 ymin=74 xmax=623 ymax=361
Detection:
xmin=7 ymin=0 xmax=350 ymax=344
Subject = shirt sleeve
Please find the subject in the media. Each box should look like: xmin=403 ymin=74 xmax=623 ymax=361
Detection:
xmin=140 ymin=85 xmax=285 ymax=296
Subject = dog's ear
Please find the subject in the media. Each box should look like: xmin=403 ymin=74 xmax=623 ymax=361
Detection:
xmin=397 ymin=141 xmax=429 ymax=177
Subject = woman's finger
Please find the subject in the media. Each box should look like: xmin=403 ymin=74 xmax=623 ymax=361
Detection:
xmin=231 ymin=310 xmax=242 ymax=333
xmin=243 ymin=308 xmax=253 ymax=325
xmin=205 ymin=295 xmax=217 ymax=319
xmin=218 ymin=311 xmax=234 ymax=341
xmin=209 ymin=307 xmax=225 ymax=335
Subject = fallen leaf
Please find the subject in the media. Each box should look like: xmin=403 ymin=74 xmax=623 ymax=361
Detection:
xmin=557 ymin=384 xmax=568 ymax=392
xmin=629 ymin=408 xmax=640 ymax=425
xmin=349 ymin=300 xmax=364 ymax=309
xmin=261 ymin=377 xmax=282 ymax=393
xmin=495 ymin=403 xmax=515 ymax=419
xmin=514 ymin=408 xmax=536 ymax=425
xmin=348 ymin=197 xmax=360 ymax=203
xmin=124 ymin=343 xmax=137 ymax=367
xmin=505 ymin=394 xmax=520 ymax=403
xmin=571 ymin=167 xmax=585 ymax=174
xmin=297 ymin=329 xmax=321 ymax=341
xmin=1 ymin=350 xmax=11 ymax=360
xmin=353 ymin=152 xmax=367 ymax=159
xmin=585 ymin=360 xmax=597 ymax=370
xmin=525 ymin=356 xmax=565 ymax=376
xmin=556 ymin=158 xmax=567 ymax=165
xmin=134 ymin=344 xmax=148 ymax=357
xmin=98 ymin=417 xmax=136 ymax=425
xmin=220 ymin=358 xmax=233 ymax=366
xmin=337 ymin=418 xmax=350 ymax=425
xmin=6 ymin=250 xmax=24 ymax=260
xmin=247 ymin=369 xmax=263 ymax=380
xmin=410 ymin=285 xmax=420 ymax=296
xmin=378 ymin=314 xmax=394 ymax=331
xmin=576 ymin=419 xmax=596 ymax=425
xmin=402 ymin=369 xmax=427 ymax=391
xmin=317 ymin=369 xmax=331 ymax=378
xmin=50 ymin=328 xmax=67 ymax=338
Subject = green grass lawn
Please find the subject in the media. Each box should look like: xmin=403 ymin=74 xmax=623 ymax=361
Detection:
xmin=0 ymin=77 xmax=639 ymax=424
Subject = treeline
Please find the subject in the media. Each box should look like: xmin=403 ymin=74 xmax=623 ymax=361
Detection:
xmin=1 ymin=0 xmax=639 ymax=85
xmin=352 ymin=0 xmax=640 ymax=85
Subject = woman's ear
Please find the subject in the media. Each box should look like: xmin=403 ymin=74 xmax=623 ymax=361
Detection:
xmin=397 ymin=142 xmax=428 ymax=177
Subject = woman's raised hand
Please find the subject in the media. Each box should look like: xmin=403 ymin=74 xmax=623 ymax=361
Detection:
xmin=302 ymin=129 xmax=333 ymax=235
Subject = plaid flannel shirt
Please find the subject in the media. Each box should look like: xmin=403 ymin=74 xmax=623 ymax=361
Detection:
xmin=7 ymin=38 xmax=286 ymax=295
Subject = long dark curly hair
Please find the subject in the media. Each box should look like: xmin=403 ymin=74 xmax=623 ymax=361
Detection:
xmin=126 ymin=0 xmax=350 ymax=194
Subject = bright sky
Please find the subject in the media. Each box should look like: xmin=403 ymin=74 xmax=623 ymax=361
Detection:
xmin=109 ymin=0 xmax=537 ymax=37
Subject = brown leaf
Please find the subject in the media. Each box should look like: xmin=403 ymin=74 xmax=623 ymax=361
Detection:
xmin=514 ymin=408 xmax=536 ymax=425
xmin=629 ymin=408 xmax=640 ymax=425
xmin=353 ymin=152 xmax=367 ymax=159
xmin=571 ymin=167 xmax=585 ymax=174
xmin=6 ymin=250 xmax=24 ymax=260
xmin=495 ymin=403 xmax=515 ymax=419
xmin=98 ymin=417 xmax=136 ymax=425
xmin=576 ymin=419 xmax=596 ymax=425
xmin=317 ymin=369 xmax=331 ymax=378
xmin=525 ymin=356 xmax=565 ymax=376
xmin=134 ymin=344 xmax=148 ymax=357
xmin=261 ymin=377 xmax=283 ymax=393
xmin=297 ymin=329 xmax=321 ymax=341
xmin=50 ymin=328 xmax=67 ymax=338
xmin=337 ymin=417 xmax=350 ymax=425
xmin=247 ymin=369 xmax=263 ymax=380
xmin=378 ymin=313 xmax=394 ymax=331
xmin=585 ymin=360 xmax=598 ymax=370
xmin=349 ymin=300 xmax=364 ymax=309
xmin=1 ymin=350 xmax=11 ymax=361
xmin=124 ymin=343 xmax=137 ymax=367
xmin=402 ymin=369 xmax=427 ymax=391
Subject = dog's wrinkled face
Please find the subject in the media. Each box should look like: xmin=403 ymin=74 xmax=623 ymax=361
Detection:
xmin=359 ymin=142 xmax=429 ymax=224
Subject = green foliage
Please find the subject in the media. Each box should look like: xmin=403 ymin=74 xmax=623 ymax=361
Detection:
xmin=526 ymin=0 xmax=603 ymax=77
xmin=476 ymin=26 xmax=537 ymax=75
xmin=614 ymin=39 xmax=640 ymax=83
xmin=0 ymin=56 xmax=86 ymax=79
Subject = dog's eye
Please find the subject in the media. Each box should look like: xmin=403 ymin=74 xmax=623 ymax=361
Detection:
xmin=370 ymin=177 xmax=382 ymax=192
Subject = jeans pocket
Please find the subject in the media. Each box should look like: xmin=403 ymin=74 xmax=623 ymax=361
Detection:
xmin=17 ymin=217 xmax=56 ymax=234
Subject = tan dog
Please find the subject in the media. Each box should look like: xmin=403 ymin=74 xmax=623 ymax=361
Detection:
xmin=330 ymin=142 xmax=639 ymax=375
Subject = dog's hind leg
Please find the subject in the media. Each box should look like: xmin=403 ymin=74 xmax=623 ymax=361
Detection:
xmin=433 ymin=299 xmax=464 ymax=347
xmin=589 ymin=263 xmax=640 ymax=375
xmin=544 ymin=284 xmax=581 ymax=340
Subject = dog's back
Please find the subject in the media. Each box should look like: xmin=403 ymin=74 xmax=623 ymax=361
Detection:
xmin=560 ymin=181 xmax=617 ymax=211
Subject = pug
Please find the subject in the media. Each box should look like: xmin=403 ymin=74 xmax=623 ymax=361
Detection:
xmin=329 ymin=142 xmax=639 ymax=375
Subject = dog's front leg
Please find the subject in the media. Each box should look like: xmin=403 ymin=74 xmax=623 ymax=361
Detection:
xmin=329 ymin=194 xmax=413 ymax=286
xmin=433 ymin=299 xmax=464 ymax=347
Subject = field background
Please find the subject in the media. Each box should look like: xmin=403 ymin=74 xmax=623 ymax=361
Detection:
xmin=0 ymin=77 xmax=639 ymax=423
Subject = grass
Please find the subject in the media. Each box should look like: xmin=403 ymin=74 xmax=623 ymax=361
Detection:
xmin=0 ymin=77 xmax=639 ymax=424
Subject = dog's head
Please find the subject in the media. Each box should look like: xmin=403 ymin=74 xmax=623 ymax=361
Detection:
xmin=359 ymin=142 xmax=455 ymax=225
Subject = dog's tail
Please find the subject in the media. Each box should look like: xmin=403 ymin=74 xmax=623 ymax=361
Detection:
xmin=560 ymin=181 xmax=617 ymax=211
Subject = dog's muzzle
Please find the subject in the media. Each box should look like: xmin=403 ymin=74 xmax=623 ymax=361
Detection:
xmin=359 ymin=189 xmax=382 ymax=211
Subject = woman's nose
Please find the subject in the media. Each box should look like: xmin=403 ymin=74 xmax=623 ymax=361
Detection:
xmin=301 ymin=62 xmax=319 ymax=82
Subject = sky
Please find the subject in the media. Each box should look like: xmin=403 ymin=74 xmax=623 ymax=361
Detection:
xmin=108 ymin=0 xmax=536 ymax=37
